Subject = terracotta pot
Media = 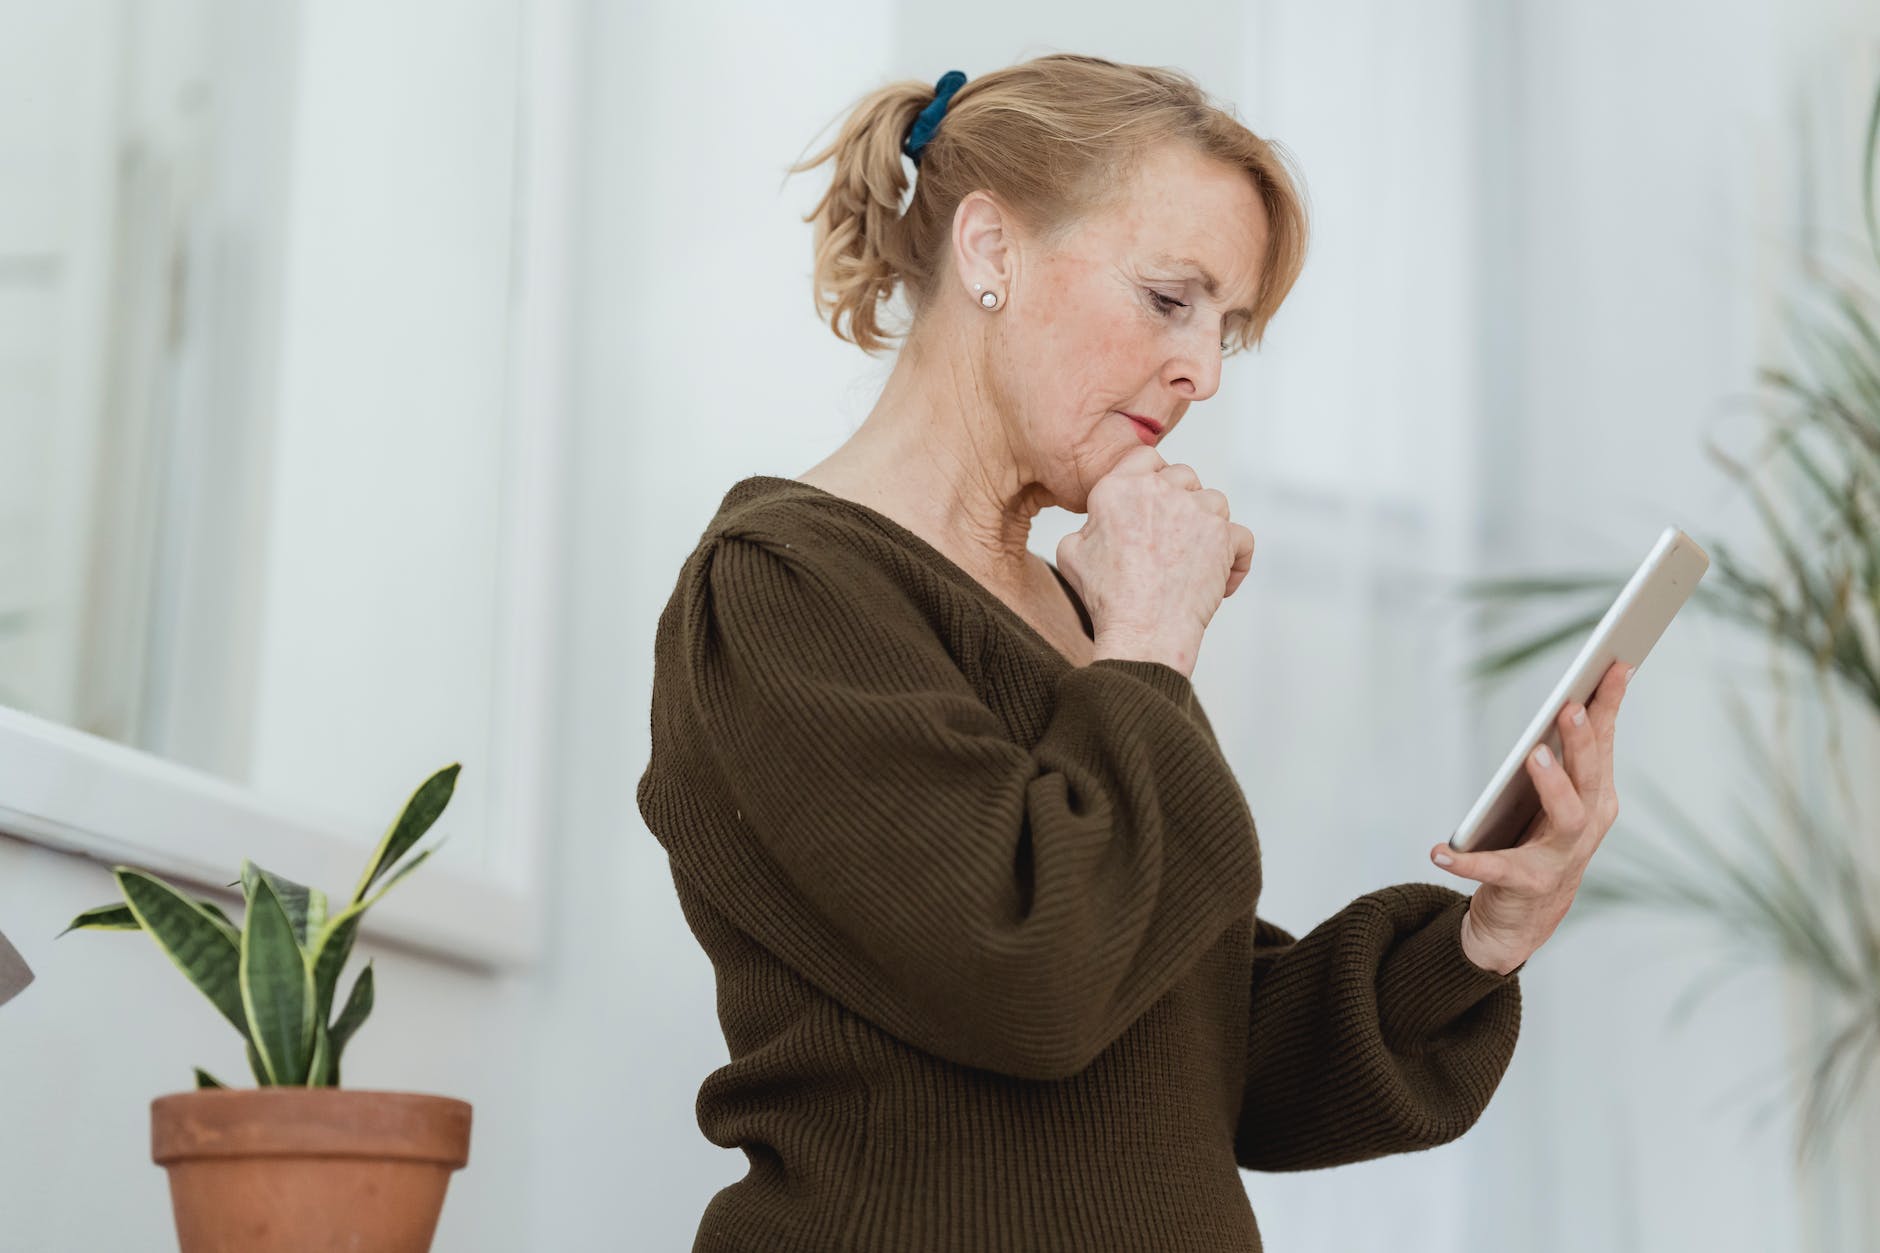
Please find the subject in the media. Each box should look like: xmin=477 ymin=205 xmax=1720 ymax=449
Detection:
xmin=150 ymin=1088 xmax=472 ymax=1253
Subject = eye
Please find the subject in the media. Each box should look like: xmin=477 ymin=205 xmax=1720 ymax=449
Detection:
xmin=1149 ymin=287 xmax=1235 ymax=355
xmin=1146 ymin=288 xmax=1187 ymax=315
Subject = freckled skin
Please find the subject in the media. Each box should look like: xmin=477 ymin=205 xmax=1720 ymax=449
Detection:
xmin=979 ymin=145 xmax=1268 ymax=513
xmin=796 ymin=142 xmax=1270 ymax=594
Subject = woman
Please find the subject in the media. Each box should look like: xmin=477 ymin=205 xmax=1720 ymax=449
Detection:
xmin=637 ymin=53 xmax=1629 ymax=1252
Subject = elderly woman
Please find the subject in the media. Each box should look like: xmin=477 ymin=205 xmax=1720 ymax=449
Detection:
xmin=637 ymin=52 xmax=1628 ymax=1253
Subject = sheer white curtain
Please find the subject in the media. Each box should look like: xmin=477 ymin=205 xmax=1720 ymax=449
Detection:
xmin=1015 ymin=10 xmax=1505 ymax=1244
xmin=1078 ymin=1 xmax=1870 ymax=1250
xmin=1213 ymin=3 xmax=1506 ymax=1246
xmin=588 ymin=1 xmax=1878 ymax=1246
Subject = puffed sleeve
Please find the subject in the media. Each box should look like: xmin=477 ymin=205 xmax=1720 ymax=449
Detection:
xmin=1233 ymin=882 xmax=1523 ymax=1172
xmin=637 ymin=524 xmax=1261 ymax=1080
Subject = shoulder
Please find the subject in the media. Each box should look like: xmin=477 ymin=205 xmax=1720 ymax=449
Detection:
xmin=648 ymin=490 xmax=984 ymax=705
xmin=688 ymin=479 xmax=961 ymax=615
xmin=656 ymin=477 xmax=994 ymax=677
xmin=661 ymin=488 xmax=942 ymax=658
xmin=707 ymin=491 xmax=857 ymax=558
xmin=695 ymin=493 xmax=900 ymax=602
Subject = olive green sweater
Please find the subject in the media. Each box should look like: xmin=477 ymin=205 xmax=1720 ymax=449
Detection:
xmin=636 ymin=474 xmax=1524 ymax=1252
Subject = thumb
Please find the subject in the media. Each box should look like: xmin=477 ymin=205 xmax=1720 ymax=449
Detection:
xmin=1056 ymin=529 xmax=1083 ymax=573
xmin=1431 ymin=842 xmax=1515 ymax=886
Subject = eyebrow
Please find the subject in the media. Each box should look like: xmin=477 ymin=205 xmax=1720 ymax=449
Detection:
xmin=1154 ymin=253 xmax=1255 ymax=318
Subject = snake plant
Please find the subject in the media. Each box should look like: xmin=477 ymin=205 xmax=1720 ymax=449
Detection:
xmin=55 ymin=761 xmax=460 ymax=1089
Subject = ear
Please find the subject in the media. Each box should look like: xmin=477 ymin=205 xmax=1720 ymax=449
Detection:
xmin=952 ymin=190 xmax=1014 ymax=301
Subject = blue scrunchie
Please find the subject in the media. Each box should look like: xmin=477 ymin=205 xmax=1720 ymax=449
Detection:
xmin=903 ymin=70 xmax=968 ymax=166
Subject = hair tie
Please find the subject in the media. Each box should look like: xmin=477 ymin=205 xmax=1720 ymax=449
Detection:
xmin=903 ymin=70 xmax=968 ymax=167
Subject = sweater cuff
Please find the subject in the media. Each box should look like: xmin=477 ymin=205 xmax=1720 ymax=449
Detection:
xmin=1089 ymin=657 xmax=1196 ymax=714
xmin=1376 ymin=890 xmax=1523 ymax=1050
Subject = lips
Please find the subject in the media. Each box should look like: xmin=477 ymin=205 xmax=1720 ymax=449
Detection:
xmin=1120 ymin=411 xmax=1164 ymax=437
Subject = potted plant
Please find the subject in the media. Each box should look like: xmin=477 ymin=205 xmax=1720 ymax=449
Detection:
xmin=59 ymin=761 xmax=472 ymax=1253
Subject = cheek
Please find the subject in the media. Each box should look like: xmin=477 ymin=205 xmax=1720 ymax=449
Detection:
xmin=1006 ymin=267 xmax=1158 ymax=443
xmin=1020 ymin=279 xmax=1151 ymax=390
xmin=1084 ymin=315 xmax=1147 ymax=374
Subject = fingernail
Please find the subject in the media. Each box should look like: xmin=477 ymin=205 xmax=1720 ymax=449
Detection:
xmin=1571 ymin=705 xmax=1586 ymax=726
xmin=1625 ymin=665 xmax=1636 ymax=683
xmin=1534 ymin=744 xmax=1554 ymax=768
xmin=1434 ymin=852 xmax=1454 ymax=866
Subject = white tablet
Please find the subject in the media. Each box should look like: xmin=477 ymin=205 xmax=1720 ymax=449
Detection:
xmin=1448 ymin=526 xmax=1710 ymax=854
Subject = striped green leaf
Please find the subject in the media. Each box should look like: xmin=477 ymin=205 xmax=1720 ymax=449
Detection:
xmin=312 ymin=912 xmax=363 ymax=1033
xmin=57 ymin=903 xmax=140 ymax=934
xmin=195 ymin=900 xmax=242 ymax=946
xmin=328 ymin=961 xmax=375 ymax=1080
xmin=306 ymin=1019 xmax=331 ymax=1088
xmin=246 ymin=1038 xmax=269 ymax=1087
xmin=59 ymin=897 xmax=241 ymax=948
xmin=240 ymin=861 xmax=324 ymax=950
xmin=240 ymin=875 xmax=315 ymax=1085
xmin=113 ymin=869 xmax=248 ymax=1041
xmin=350 ymin=763 xmax=458 ymax=906
xmin=312 ymin=840 xmax=442 ymax=1029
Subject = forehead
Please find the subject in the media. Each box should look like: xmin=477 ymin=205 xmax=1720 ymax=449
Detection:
xmin=1079 ymin=145 xmax=1268 ymax=316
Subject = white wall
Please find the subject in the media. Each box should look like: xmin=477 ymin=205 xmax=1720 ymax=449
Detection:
xmin=0 ymin=3 xmax=542 ymax=1248
xmin=582 ymin=2 xmax=1880 ymax=1248
xmin=5 ymin=1 xmax=1879 ymax=1250
xmin=528 ymin=2 xmax=902 ymax=1247
xmin=246 ymin=0 xmax=523 ymax=870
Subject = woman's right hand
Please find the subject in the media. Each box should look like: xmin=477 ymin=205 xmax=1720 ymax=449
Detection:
xmin=1056 ymin=446 xmax=1256 ymax=677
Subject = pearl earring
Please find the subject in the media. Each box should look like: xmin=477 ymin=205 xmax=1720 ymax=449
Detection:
xmin=972 ymin=282 xmax=1001 ymax=310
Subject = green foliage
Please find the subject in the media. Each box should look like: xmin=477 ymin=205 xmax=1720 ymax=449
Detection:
xmin=56 ymin=762 xmax=457 ymax=1089
xmin=1452 ymin=78 xmax=1880 ymax=1168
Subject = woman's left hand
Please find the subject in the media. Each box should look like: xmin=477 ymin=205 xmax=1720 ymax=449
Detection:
xmin=1429 ymin=659 xmax=1634 ymax=974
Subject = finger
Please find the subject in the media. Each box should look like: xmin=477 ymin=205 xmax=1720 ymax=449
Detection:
xmin=1555 ymin=698 xmax=1598 ymax=796
xmin=1556 ymin=696 xmax=1617 ymax=853
xmin=1189 ymin=487 xmax=1230 ymax=518
xmin=1525 ymin=739 xmax=1589 ymax=845
xmin=1589 ymin=660 xmax=1631 ymax=739
xmin=1592 ymin=783 xmax=1622 ymax=851
xmin=1431 ymin=841 xmax=1528 ymax=888
xmin=1157 ymin=461 xmax=1203 ymax=490
xmin=1116 ymin=444 xmax=1171 ymax=477
xmin=1225 ymin=522 xmax=1254 ymax=591
xmin=1586 ymin=660 xmax=1630 ymax=795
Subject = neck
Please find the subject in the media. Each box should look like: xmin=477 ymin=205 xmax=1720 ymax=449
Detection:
xmin=804 ymin=329 xmax=1054 ymax=589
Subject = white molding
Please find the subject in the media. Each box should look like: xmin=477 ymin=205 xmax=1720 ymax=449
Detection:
xmin=485 ymin=0 xmax=578 ymax=914
xmin=0 ymin=702 xmax=536 ymax=970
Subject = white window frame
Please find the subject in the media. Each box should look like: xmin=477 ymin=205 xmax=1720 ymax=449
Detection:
xmin=0 ymin=0 xmax=578 ymax=973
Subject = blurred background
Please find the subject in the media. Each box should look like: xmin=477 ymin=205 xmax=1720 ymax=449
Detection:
xmin=3 ymin=0 xmax=1880 ymax=1249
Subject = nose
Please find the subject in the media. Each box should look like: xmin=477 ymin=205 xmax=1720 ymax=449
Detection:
xmin=1165 ymin=330 xmax=1223 ymax=403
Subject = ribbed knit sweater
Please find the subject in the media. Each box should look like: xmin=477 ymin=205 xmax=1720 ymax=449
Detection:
xmin=636 ymin=474 xmax=1524 ymax=1252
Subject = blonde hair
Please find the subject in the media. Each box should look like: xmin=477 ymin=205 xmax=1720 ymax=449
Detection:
xmin=785 ymin=52 xmax=1311 ymax=357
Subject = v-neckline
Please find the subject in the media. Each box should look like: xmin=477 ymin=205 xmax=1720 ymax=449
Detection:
xmin=730 ymin=475 xmax=1097 ymax=667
